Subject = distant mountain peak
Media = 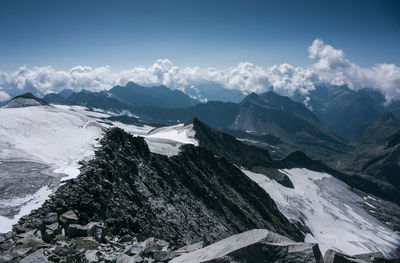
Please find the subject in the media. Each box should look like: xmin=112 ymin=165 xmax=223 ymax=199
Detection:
xmin=3 ymin=92 xmax=49 ymax=108
xmin=109 ymin=82 xmax=198 ymax=108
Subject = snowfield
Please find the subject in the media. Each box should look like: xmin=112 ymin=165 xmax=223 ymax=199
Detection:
xmin=0 ymin=105 xmax=104 ymax=233
xmin=243 ymin=168 xmax=400 ymax=257
xmin=0 ymin=104 xmax=199 ymax=233
xmin=0 ymin=186 xmax=51 ymax=233
xmin=0 ymin=105 xmax=103 ymax=180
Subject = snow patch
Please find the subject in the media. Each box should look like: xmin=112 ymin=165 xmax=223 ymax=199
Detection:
xmin=144 ymin=123 xmax=198 ymax=156
xmin=242 ymin=168 xmax=400 ymax=257
xmin=0 ymin=186 xmax=52 ymax=233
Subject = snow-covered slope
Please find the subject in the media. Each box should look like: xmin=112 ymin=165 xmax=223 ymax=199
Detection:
xmin=3 ymin=97 xmax=43 ymax=108
xmin=54 ymin=105 xmax=198 ymax=157
xmin=243 ymin=168 xmax=400 ymax=257
xmin=145 ymin=123 xmax=198 ymax=156
xmin=0 ymin=105 xmax=103 ymax=232
xmin=0 ymin=105 xmax=103 ymax=179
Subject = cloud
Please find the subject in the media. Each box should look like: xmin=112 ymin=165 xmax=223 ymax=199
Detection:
xmin=308 ymin=39 xmax=400 ymax=102
xmin=0 ymin=39 xmax=399 ymax=103
xmin=0 ymin=90 xmax=10 ymax=101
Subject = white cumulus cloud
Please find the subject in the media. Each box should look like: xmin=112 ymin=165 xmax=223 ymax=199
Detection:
xmin=308 ymin=39 xmax=400 ymax=102
xmin=0 ymin=39 xmax=399 ymax=103
xmin=0 ymin=90 xmax=10 ymax=101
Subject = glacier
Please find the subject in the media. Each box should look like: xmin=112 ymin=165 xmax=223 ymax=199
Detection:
xmin=243 ymin=168 xmax=400 ymax=257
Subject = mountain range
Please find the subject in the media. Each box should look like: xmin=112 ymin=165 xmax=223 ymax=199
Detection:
xmin=40 ymin=84 xmax=400 ymax=204
xmin=1 ymin=85 xmax=400 ymax=262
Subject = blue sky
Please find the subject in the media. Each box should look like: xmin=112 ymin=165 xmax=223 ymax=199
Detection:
xmin=0 ymin=0 xmax=399 ymax=71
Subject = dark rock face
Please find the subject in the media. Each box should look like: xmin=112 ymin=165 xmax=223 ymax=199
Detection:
xmin=306 ymin=85 xmax=386 ymax=139
xmin=18 ymin=249 xmax=48 ymax=263
xmin=324 ymin=249 xmax=398 ymax=263
xmin=347 ymin=113 xmax=400 ymax=205
xmin=18 ymin=127 xmax=304 ymax=248
xmin=189 ymin=118 xmax=294 ymax=188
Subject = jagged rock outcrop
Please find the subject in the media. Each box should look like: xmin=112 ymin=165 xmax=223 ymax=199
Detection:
xmin=188 ymin=118 xmax=294 ymax=188
xmin=0 ymin=127 xmax=305 ymax=262
xmin=324 ymin=249 xmax=399 ymax=263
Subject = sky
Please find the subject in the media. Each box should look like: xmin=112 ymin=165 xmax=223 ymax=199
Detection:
xmin=0 ymin=0 xmax=399 ymax=102
xmin=0 ymin=0 xmax=399 ymax=70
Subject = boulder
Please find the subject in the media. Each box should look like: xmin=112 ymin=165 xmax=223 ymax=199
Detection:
xmin=172 ymin=241 xmax=203 ymax=256
xmin=66 ymin=224 xmax=89 ymax=238
xmin=18 ymin=249 xmax=48 ymax=263
xmin=170 ymin=229 xmax=323 ymax=263
xmin=116 ymin=253 xmax=144 ymax=263
xmin=42 ymin=212 xmax=58 ymax=225
xmin=59 ymin=211 xmax=79 ymax=229
xmin=85 ymin=222 xmax=107 ymax=242
xmin=324 ymin=250 xmax=367 ymax=263
xmin=73 ymin=237 xmax=100 ymax=250
xmin=41 ymin=222 xmax=61 ymax=243
xmin=127 ymin=245 xmax=144 ymax=256
xmin=13 ymin=224 xmax=28 ymax=234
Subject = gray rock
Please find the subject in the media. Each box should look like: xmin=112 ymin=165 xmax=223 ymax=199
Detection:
xmin=324 ymin=250 xmax=365 ymax=263
xmin=0 ymin=252 xmax=18 ymax=263
xmin=66 ymin=224 xmax=89 ymax=238
xmin=324 ymin=249 xmax=398 ymax=263
xmin=173 ymin=241 xmax=203 ymax=255
xmin=85 ymin=250 xmax=101 ymax=263
xmin=170 ymin=229 xmax=323 ymax=263
xmin=18 ymin=249 xmax=48 ymax=263
xmin=15 ymin=230 xmax=45 ymax=251
xmin=59 ymin=210 xmax=79 ymax=228
xmin=42 ymin=212 xmax=58 ymax=225
xmin=103 ymin=253 xmax=117 ymax=263
xmin=73 ymin=236 xmax=100 ymax=250
xmin=85 ymin=222 xmax=107 ymax=242
xmin=116 ymin=254 xmax=143 ymax=263
xmin=128 ymin=246 xmax=144 ymax=256
xmin=120 ymin=234 xmax=136 ymax=243
xmin=41 ymin=222 xmax=61 ymax=243
xmin=152 ymin=250 xmax=174 ymax=262
xmin=208 ymin=242 xmax=323 ymax=263
xmin=13 ymin=224 xmax=28 ymax=234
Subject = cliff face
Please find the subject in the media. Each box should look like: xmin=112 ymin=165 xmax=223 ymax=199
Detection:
xmin=21 ymin=127 xmax=303 ymax=248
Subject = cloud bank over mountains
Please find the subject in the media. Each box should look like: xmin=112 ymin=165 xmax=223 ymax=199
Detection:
xmin=0 ymin=39 xmax=399 ymax=102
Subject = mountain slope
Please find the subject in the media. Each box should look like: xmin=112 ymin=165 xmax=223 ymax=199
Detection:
xmin=348 ymin=113 xmax=400 ymax=198
xmin=189 ymin=118 xmax=400 ymax=204
xmin=305 ymin=85 xmax=386 ymax=139
xmin=108 ymin=82 xmax=198 ymax=108
xmin=230 ymin=92 xmax=352 ymax=163
xmin=3 ymin=92 xmax=48 ymax=108
xmin=21 ymin=127 xmax=304 ymax=247
xmin=43 ymin=89 xmax=132 ymax=112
